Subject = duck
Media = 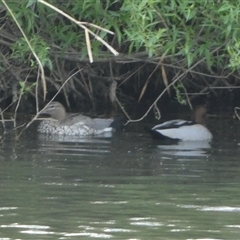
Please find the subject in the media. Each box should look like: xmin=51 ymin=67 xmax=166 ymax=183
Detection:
xmin=147 ymin=106 xmax=212 ymax=141
xmin=37 ymin=101 xmax=121 ymax=136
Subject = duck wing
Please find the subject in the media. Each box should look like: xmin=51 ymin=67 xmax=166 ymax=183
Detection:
xmin=152 ymin=120 xmax=194 ymax=130
xmin=65 ymin=113 xmax=123 ymax=130
xmin=62 ymin=113 xmax=93 ymax=126
xmin=66 ymin=113 xmax=118 ymax=130
xmin=90 ymin=118 xmax=114 ymax=130
xmin=147 ymin=120 xmax=195 ymax=141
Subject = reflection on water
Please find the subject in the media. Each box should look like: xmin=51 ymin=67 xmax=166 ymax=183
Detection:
xmin=38 ymin=130 xmax=113 ymax=142
xmin=38 ymin=133 xmax=113 ymax=157
xmin=179 ymin=205 xmax=240 ymax=212
xmin=0 ymin=118 xmax=240 ymax=239
xmin=156 ymin=140 xmax=211 ymax=157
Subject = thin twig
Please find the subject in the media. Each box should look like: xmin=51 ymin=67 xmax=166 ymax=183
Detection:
xmin=35 ymin=68 xmax=41 ymax=113
xmin=115 ymin=97 xmax=132 ymax=122
xmin=153 ymin=103 xmax=161 ymax=120
xmin=0 ymin=108 xmax=6 ymax=132
xmin=2 ymin=0 xmax=46 ymax=100
xmin=234 ymin=107 xmax=240 ymax=121
xmin=181 ymin=82 xmax=192 ymax=110
xmin=14 ymin=73 xmax=31 ymax=128
xmin=85 ymin=29 xmax=93 ymax=63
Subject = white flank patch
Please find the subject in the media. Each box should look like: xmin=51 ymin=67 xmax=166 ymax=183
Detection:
xmin=155 ymin=124 xmax=212 ymax=141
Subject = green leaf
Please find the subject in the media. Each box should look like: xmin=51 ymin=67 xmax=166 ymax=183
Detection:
xmin=26 ymin=0 xmax=37 ymax=8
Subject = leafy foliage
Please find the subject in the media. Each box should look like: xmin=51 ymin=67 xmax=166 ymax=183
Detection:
xmin=11 ymin=36 xmax=52 ymax=70
xmin=120 ymin=0 xmax=240 ymax=70
xmin=19 ymin=81 xmax=36 ymax=95
xmin=5 ymin=0 xmax=240 ymax=71
xmin=2 ymin=0 xmax=240 ymax=111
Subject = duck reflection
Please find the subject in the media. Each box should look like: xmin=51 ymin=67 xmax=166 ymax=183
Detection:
xmin=38 ymin=131 xmax=113 ymax=143
xmin=37 ymin=132 xmax=113 ymax=157
xmin=156 ymin=140 xmax=211 ymax=157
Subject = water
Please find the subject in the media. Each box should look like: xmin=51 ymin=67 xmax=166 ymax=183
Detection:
xmin=0 ymin=118 xmax=240 ymax=239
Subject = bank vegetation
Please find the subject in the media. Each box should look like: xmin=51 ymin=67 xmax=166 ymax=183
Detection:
xmin=1 ymin=0 xmax=240 ymax=121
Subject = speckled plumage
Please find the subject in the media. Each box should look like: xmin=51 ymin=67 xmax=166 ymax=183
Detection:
xmin=37 ymin=102 xmax=116 ymax=136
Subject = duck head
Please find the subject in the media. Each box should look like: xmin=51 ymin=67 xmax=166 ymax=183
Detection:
xmin=39 ymin=101 xmax=67 ymax=121
xmin=193 ymin=106 xmax=208 ymax=125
